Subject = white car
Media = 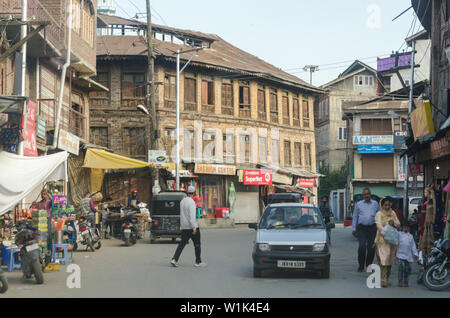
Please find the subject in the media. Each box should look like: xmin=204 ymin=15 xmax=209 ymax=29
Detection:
xmin=409 ymin=197 xmax=422 ymax=215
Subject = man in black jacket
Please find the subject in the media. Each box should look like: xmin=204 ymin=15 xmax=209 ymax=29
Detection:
xmin=319 ymin=196 xmax=334 ymax=241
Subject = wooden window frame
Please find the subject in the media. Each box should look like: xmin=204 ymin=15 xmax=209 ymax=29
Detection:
xmin=284 ymin=140 xmax=291 ymax=167
xmin=202 ymin=80 xmax=215 ymax=113
xmin=239 ymin=85 xmax=251 ymax=118
xmin=282 ymin=95 xmax=289 ymax=125
xmin=257 ymin=89 xmax=266 ymax=121
xmin=184 ymin=77 xmax=197 ymax=112
xmin=303 ymin=99 xmax=310 ymax=128
xmin=294 ymin=142 xmax=302 ymax=168
xmin=270 ymin=90 xmax=278 ymax=123
xmin=164 ymin=74 xmax=176 ymax=109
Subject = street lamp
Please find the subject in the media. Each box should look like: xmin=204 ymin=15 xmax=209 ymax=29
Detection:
xmin=136 ymin=104 xmax=150 ymax=116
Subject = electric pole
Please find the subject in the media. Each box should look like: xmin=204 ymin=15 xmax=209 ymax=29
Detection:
xmin=303 ymin=65 xmax=319 ymax=85
xmin=146 ymin=0 xmax=156 ymax=150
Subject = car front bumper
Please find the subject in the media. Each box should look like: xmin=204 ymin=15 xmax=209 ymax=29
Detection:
xmin=252 ymin=250 xmax=330 ymax=271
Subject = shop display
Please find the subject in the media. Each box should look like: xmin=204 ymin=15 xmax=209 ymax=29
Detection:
xmin=0 ymin=127 xmax=20 ymax=154
xmin=32 ymin=210 xmax=48 ymax=250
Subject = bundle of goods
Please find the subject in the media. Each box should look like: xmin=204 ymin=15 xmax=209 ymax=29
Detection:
xmin=32 ymin=210 xmax=48 ymax=249
xmin=16 ymin=209 xmax=33 ymax=222
xmin=0 ymin=127 xmax=19 ymax=153
xmin=134 ymin=214 xmax=147 ymax=238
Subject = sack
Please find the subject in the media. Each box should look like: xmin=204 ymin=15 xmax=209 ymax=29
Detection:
xmin=381 ymin=224 xmax=400 ymax=246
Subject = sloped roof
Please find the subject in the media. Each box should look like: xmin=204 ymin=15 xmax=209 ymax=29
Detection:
xmin=96 ymin=15 xmax=323 ymax=93
xmin=321 ymin=60 xmax=377 ymax=89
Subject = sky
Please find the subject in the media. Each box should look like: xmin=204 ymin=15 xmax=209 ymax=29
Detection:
xmin=109 ymin=0 xmax=420 ymax=87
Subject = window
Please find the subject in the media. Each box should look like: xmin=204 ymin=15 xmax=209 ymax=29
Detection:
xmin=90 ymin=72 xmax=109 ymax=107
xmin=294 ymin=142 xmax=302 ymax=167
xmin=81 ymin=1 xmax=95 ymax=46
xmin=90 ymin=127 xmax=108 ymax=148
xmin=293 ymin=98 xmax=300 ymax=126
xmin=270 ymin=90 xmax=278 ymax=123
xmin=123 ymin=127 xmax=146 ymax=157
xmin=304 ymin=143 xmax=312 ymax=169
xmin=223 ymin=133 xmax=235 ymax=163
xmin=284 ymin=140 xmax=291 ymax=167
xmin=239 ymin=84 xmax=251 ymax=118
xmin=361 ymin=118 xmax=392 ymax=135
xmin=338 ymin=127 xmax=348 ymax=141
xmin=355 ymin=75 xmax=375 ymax=87
xmin=164 ymin=74 xmax=176 ymax=108
xmin=203 ymin=131 xmax=216 ymax=160
xmin=317 ymin=98 xmax=329 ymax=122
xmin=202 ymin=81 xmax=215 ymax=112
xmin=184 ymin=77 xmax=197 ymax=111
xmin=221 ymin=83 xmax=233 ymax=115
xmin=122 ymin=72 xmax=145 ymax=101
xmin=257 ymin=89 xmax=266 ymax=121
xmin=303 ymin=100 xmax=310 ymax=128
xmin=71 ymin=0 xmax=81 ymax=34
xmin=239 ymin=135 xmax=252 ymax=163
xmin=271 ymin=139 xmax=280 ymax=165
xmin=282 ymin=94 xmax=289 ymax=125
xmin=183 ymin=130 xmax=195 ymax=162
xmin=259 ymin=136 xmax=268 ymax=164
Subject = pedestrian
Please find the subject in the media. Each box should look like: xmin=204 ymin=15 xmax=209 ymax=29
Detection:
xmin=171 ymin=186 xmax=207 ymax=268
xmin=319 ymin=196 xmax=334 ymax=241
xmin=79 ymin=192 xmax=99 ymax=226
xmin=375 ymin=197 xmax=401 ymax=288
xmin=352 ymin=188 xmax=380 ymax=272
xmin=396 ymin=221 xmax=419 ymax=288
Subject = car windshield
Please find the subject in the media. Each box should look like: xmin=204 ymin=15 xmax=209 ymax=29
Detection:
xmin=260 ymin=206 xmax=324 ymax=230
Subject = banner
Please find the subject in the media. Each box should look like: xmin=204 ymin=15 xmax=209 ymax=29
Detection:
xmin=195 ymin=164 xmax=236 ymax=176
xmin=411 ymin=100 xmax=435 ymax=140
xmin=148 ymin=150 xmax=167 ymax=165
xmin=353 ymin=135 xmax=394 ymax=145
xmin=22 ymin=101 xmax=38 ymax=157
xmin=357 ymin=145 xmax=394 ymax=154
xmin=297 ymin=178 xmax=315 ymax=188
xmin=58 ymin=129 xmax=80 ymax=156
xmin=243 ymin=170 xmax=272 ymax=186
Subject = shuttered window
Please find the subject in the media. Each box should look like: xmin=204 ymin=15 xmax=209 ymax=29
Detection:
xmin=164 ymin=74 xmax=176 ymax=108
xmin=184 ymin=77 xmax=196 ymax=111
xmin=257 ymin=89 xmax=266 ymax=120
xmin=282 ymin=95 xmax=289 ymax=125
xmin=221 ymin=83 xmax=233 ymax=115
xmin=270 ymin=91 xmax=278 ymax=123
xmin=361 ymin=118 xmax=392 ymax=135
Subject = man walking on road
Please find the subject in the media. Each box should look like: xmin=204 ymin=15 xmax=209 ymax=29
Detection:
xmin=352 ymin=188 xmax=380 ymax=272
xmin=171 ymin=186 xmax=207 ymax=268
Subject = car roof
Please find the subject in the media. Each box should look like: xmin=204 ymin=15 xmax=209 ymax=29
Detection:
xmin=266 ymin=203 xmax=315 ymax=208
xmin=268 ymin=193 xmax=302 ymax=197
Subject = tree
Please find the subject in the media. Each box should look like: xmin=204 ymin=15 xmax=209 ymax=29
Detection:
xmin=318 ymin=165 xmax=348 ymax=199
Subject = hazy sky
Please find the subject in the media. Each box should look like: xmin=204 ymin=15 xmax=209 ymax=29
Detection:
xmin=111 ymin=0 xmax=420 ymax=87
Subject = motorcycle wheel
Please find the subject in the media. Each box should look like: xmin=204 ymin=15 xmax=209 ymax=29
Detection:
xmin=87 ymin=237 xmax=95 ymax=252
xmin=95 ymin=241 xmax=102 ymax=250
xmin=131 ymin=236 xmax=137 ymax=245
xmin=32 ymin=261 xmax=44 ymax=285
xmin=0 ymin=275 xmax=8 ymax=294
xmin=124 ymin=237 xmax=131 ymax=246
xmin=423 ymin=263 xmax=450 ymax=291
xmin=73 ymin=242 xmax=78 ymax=252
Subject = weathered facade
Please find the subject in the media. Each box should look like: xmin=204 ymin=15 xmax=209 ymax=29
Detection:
xmin=91 ymin=14 xmax=323 ymax=223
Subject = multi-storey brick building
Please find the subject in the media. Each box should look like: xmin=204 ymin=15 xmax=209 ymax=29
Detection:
xmin=92 ymin=14 xmax=323 ymax=223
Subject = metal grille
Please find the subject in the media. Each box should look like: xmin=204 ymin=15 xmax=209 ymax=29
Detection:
xmin=271 ymin=245 xmax=313 ymax=252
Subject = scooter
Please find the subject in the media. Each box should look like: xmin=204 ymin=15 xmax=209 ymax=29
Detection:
xmin=423 ymin=239 xmax=450 ymax=291
xmin=418 ymin=238 xmax=445 ymax=284
xmin=77 ymin=217 xmax=102 ymax=252
xmin=121 ymin=211 xmax=139 ymax=246
xmin=0 ymin=267 xmax=8 ymax=293
xmin=14 ymin=223 xmax=44 ymax=284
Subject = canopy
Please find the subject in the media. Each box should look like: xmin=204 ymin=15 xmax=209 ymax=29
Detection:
xmin=82 ymin=148 xmax=150 ymax=169
xmin=0 ymin=151 xmax=68 ymax=216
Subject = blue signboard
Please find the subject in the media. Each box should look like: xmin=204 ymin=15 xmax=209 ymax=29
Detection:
xmin=357 ymin=145 xmax=394 ymax=154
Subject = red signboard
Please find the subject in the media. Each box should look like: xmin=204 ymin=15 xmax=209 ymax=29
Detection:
xmin=408 ymin=163 xmax=424 ymax=176
xmin=243 ymin=170 xmax=272 ymax=186
xmin=297 ymin=178 xmax=315 ymax=188
xmin=21 ymin=101 xmax=37 ymax=157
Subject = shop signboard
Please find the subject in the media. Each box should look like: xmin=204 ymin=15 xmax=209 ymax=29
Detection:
xmin=148 ymin=150 xmax=167 ymax=165
xmin=394 ymin=130 xmax=409 ymax=150
xmin=408 ymin=163 xmax=424 ymax=176
xmin=430 ymin=134 xmax=450 ymax=160
xmin=52 ymin=195 xmax=67 ymax=206
xmin=397 ymin=155 xmax=406 ymax=181
xmin=411 ymin=101 xmax=435 ymax=140
xmin=195 ymin=164 xmax=236 ymax=176
xmin=272 ymin=173 xmax=293 ymax=185
xmin=37 ymin=116 xmax=46 ymax=140
xmin=21 ymin=101 xmax=37 ymax=157
xmin=243 ymin=170 xmax=272 ymax=186
xmin=297 ymin=178 xmax=315 ymax=188
xmin=357 ymin=144 xmax=394 ymax=154
xmin=353 ymin=135 xmax=394 ymax=145
xmin=57 ymin=129 xmax=80 ymax=156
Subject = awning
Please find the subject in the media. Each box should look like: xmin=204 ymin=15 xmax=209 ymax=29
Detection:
xmin=274 ymin=184 xmax=315 ymax=197
xmin=82 ymin=148 xmax=151 ymax=169
xmin=0 ymin=96 xmax=28 ymax=114
xmin=258 ymin=164 xmax=323 ymax=178
xmin=0 ymin=151 xmax=68 ymax=216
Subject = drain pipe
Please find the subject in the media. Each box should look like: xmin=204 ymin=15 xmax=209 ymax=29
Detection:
xmin=51 ymin=0 xmax=72 ymax=150
xmin=18 ymin=0 xmax=27 ymax=156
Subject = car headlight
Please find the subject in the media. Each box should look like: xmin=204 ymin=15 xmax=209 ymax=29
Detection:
xmin=313 ymin=243 xmax=326 ymax=252
xmin=258 ymin=243 xmax=271 ymax=252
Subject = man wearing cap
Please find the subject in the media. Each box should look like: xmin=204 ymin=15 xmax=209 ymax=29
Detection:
xmin=171 ymin=186 xmax=207 ymax=268
xmin=128 ymin=189 xmax=141 ymax=210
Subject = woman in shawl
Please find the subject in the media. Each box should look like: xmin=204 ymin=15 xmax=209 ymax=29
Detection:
xmin=375 ymin=197 xmax=400 ymax=288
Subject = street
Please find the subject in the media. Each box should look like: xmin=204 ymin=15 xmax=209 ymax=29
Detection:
xmin=1 ymin=226 xmax=448 ymax=298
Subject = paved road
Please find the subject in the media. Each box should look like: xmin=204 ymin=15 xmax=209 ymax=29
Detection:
xmin=1 ymin=227 xmax=449 ymax=298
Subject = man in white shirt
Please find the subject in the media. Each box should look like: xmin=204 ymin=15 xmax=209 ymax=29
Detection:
xmin=171 ymin=186 xmax=207 ymax=268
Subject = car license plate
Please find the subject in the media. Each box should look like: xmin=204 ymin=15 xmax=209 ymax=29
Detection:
xmin=277 ymin=261 xmax=306 ymax=269
xmin=124 ymin=229 xmax=131 ymax=233
xmin=82 ymin=230 xmax=90 ymax=236
xmin=26 ymin=243 xmax=39 ymax=252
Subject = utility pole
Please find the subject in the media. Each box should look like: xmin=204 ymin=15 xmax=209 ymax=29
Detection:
xmin=146 ymin=0 xmax=156 ymax=150
xmin=303 ymin=65 xmax=319 ymax=85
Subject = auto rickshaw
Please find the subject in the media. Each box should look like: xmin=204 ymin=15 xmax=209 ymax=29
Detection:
xmin=150 ymin=192 xmax=187 ymax=244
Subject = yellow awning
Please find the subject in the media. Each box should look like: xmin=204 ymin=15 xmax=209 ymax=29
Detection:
xmin=82 ymin=148 xmax=150 ymax=169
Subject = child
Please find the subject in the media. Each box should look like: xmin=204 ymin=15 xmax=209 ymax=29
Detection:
xmin=396 ymin=221 xmax=419 ymax=287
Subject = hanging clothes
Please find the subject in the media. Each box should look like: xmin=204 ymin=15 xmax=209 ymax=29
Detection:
xmin=419 ymin=188 xmax=436 ymax=256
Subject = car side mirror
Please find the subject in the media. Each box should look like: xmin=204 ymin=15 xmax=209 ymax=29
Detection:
xmin=327 ymin=223 xmax=335 ymax=229
xmin=248 ymin=223 xmax=258 ymax=230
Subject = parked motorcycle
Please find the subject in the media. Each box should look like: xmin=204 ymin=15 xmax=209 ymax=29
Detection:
xmin=0 ymin=267 xmax=8 ymax=293
xmin=121 ymin=211 xmax=139 ymax=246
xmin=77 ymin=217 xmax=102 ymax=252
xmin=417 ymin=237 xmax=444 ymax=284
xmin=14 ymin=222 xmax=44 ymax=284
xmin=423 ymin=239 xmax=450 ymax=291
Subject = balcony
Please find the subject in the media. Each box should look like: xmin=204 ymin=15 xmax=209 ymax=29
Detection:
xmin=0 ymin=0 xmax=64 ymax=56
xmin=377 ymin=53 xmax=412 ymax=73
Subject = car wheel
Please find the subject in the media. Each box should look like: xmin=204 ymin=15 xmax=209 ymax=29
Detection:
xmin=321 ymin=266 xmax=330 ymax=279
xmin=253 ymin=266 xmax=263 ymax=278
